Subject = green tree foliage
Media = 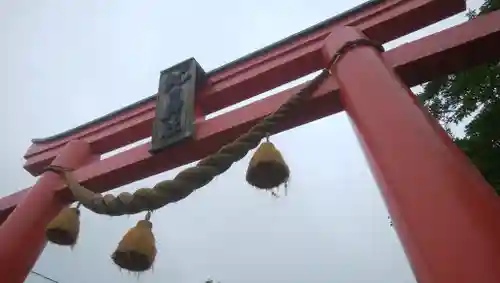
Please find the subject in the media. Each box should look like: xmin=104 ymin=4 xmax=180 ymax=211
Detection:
xmin=418 ymin=0 xmax=500 ymax=193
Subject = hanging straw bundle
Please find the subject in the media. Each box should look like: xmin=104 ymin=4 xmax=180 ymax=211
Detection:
xmin=45 ymin=203 xmax=82 ymax=247
xmin=246 ymin=136 xmax=290 ymax=195
xmin=112 ymin=211 xmax=157 ymax=272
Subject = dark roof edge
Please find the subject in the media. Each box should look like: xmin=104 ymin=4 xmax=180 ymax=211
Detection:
xmin=32 ymin=0 xmax=381 ymax=144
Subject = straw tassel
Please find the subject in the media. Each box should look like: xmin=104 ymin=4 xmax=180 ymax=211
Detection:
xmin=112 ymin=211 xmax=157 ymax=272
xmin=45 ymin=203 xmax=81 ymax=247
xmin=246 ymin=135 xmax=290 ymax=195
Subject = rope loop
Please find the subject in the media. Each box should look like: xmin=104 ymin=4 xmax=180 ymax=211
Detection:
xmin=327 ymin=38 xmax=384 ymax=68
xmin=44 ymin=165 xmax=72 ymax=174
xmin=45 ymin=39 xmax=383 ymax=216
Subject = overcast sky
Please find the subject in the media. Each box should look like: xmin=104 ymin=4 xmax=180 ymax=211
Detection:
xmin=1 ymin=0 xmax=483 ymax=282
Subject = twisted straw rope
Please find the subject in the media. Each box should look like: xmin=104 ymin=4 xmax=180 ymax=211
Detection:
xmin=46 ymin=39 xmax=383 ymax=216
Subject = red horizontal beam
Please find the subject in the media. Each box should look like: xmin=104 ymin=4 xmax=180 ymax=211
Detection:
xmin=22 ymin=0 xmax=464 ymax=176
xmin=2 ymin=9 xmax=499 ymax=222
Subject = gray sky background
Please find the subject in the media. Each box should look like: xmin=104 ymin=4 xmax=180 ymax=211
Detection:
xmin=1 ymin=0 xmax=483 ymax=282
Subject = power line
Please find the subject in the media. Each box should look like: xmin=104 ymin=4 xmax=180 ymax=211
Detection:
xmin=30 ymin=270 xmax=59 ymax=283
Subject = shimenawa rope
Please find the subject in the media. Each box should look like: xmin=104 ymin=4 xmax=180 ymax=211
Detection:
xmin=45 ymin=39 xmax=383 ymax=216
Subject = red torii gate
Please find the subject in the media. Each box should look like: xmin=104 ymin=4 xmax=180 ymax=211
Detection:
xmin=1 ymin=0 xmax=500 ymax=282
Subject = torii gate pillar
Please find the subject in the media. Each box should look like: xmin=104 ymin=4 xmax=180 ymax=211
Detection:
xmin=324 ymin=27 xmax=500 ymax=283
xmin=0 ymin=140 xmax=96 ymax=283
